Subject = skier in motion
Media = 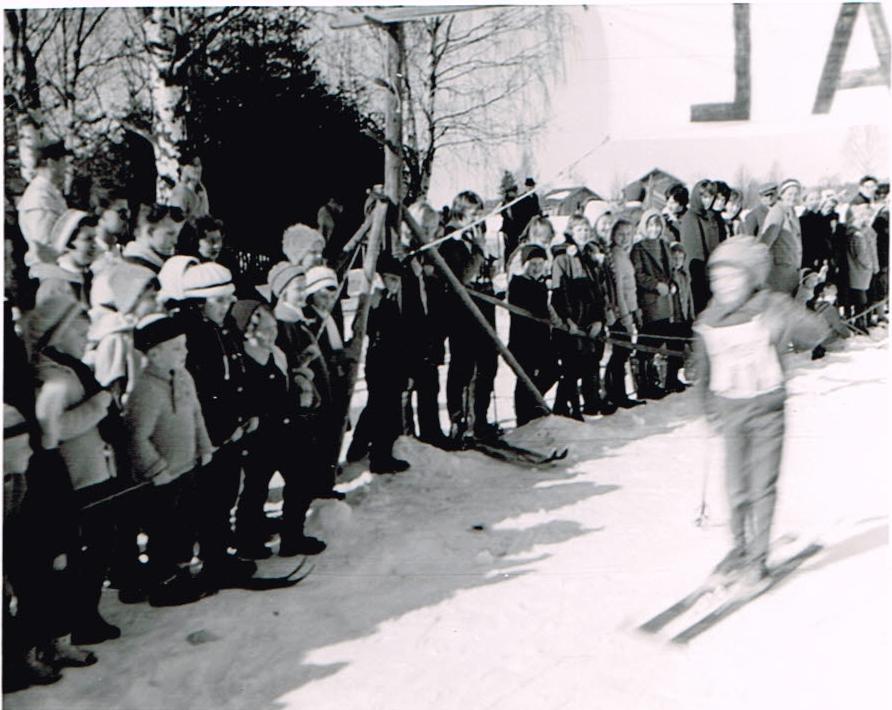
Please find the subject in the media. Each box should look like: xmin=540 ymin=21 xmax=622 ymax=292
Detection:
xmin=693 ymin=236 xmax=829 ymax=587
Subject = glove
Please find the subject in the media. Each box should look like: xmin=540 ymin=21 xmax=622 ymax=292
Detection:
xmin=656 ymin=282 xmax=669 ymax=296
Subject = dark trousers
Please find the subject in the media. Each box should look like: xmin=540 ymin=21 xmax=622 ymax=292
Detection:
xmin=405 ymin=359 xmax=445 ymax=441
xmin=446 ymin=303 xmax=498 ymax=429
xmin=604 ymin=323 xmax=634 ymax=401
xmin=71 ymin=481 xmax=118 ymax=625
xmin=364 ymin=352 xmax=408 ymax=463
xmin=512 ymin=345 xmax=558 ymax=426
xmin=235 ymin=428 xmax=315 ymax=546
xmin=689 ymin=259 xmax=711 ymax=314
xmin=553 ymin=333 xmax=585 ymax=417
xmin=716 ymin=391 xmax=785 ymax=568
xmin=5 ymin=450 xmax=77 ymax=645
xmin=145 ymin=474 xmax=196 ymax=583
xmin=580 ymin=337 xmax=606 ymax=409
xmin=196 ymin=445 xmax=242 ymax=565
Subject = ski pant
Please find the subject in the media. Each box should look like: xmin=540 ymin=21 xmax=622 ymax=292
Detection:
xmin=446 ymin=301 xmax=498 ymax=428
xmin=196 ymin=444 xmax=242 ymax=565
xmin=510 ymin=343 xmax=558 ymax=426
xmin=234 ymin=427 xmax=314 ymax=547
xmin=144 ymin=474 xmax=196 ymax=583
xmin=715 ymin=390 xmax=785 ymax=568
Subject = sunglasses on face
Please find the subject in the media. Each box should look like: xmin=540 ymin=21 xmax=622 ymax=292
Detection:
xmin=145 ymin=204 xmax=186 ymax=224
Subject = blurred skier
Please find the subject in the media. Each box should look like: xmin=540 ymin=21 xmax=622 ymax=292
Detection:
xmin=693 ymin=236 xmax=829 ymax=586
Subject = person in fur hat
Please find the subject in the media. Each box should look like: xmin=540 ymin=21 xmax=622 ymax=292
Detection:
xmin=693 ymin=236 xmax=828 ymax=586
xmin=124 ymin=314 xmax=214 ymax=606
xmin=231 ymin=300 xmax=327 ymax=557
xmin=122 ymin=203 xmax=186 ymax=273
xmin=174 ymin=263 xmax=259 ymax=588
xmin=26 ymin=294 xmax=122 ymax=654
xmin=30 ymin=211 xmax=99 ymax=306
xmin=349 ymin=253 xmax=412 ymax=473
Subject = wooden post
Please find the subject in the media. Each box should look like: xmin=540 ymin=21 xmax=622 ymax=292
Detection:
xmin=331 ymin=22 xmax=405 ymax=468
xmin=401 ymin=209 xmax=552 ymax=415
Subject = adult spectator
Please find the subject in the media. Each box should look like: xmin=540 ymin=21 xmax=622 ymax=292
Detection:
xmin=800 ymin=191 xmax=835 ymax=271
xmin=169 ymin=153 xmax=210 ymax=223
xmin=759 ymin=179 xmax=804 ymax=295
xmin=122 ymin=204 xmax=186 ymax=273
xmin=317 ymin=197 xmax=343 ymax=246
xmin=722 ymin=190 xmax=744 ymax=237
xmin=679 ymin=179 xmax=721 ymax=313
xmin=661 ymin=183 xmax=688 ymax=242
xmin=742 ymin=183 xmax=778 ymax=236
xmin=17 ymin=139 xmax=71 ymax=265
xmin=712 ymin=180 xmax=732 ymax=241
xmin=872 ymin=183 xmax=889 ymax=310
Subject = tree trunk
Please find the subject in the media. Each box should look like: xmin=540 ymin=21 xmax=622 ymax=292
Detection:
xmin=142 ymin=7 xmax=188 ymax=202
xmin=6 ymin=9 xmax=46 ymax=183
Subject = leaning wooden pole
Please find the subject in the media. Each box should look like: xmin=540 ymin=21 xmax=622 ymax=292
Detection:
xmin=401 ymin=209 xmax=551 ymax=415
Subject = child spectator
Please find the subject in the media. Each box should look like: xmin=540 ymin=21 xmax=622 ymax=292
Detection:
xmin=176 ymin=263 xmax=258 ymax=588
xmin=722 ymin=190 xmax=744 ymax=238
xmin=551 ymin=215 xmax=605 ymax=419
xmin=282 ymin=223 xmax=326 ymax=271
xmin=123 ymin=204 xmax=186 ymax=273
xmin=669 ymin=242 xmax=695 ymax=390
xmin=505 ymin=215 xmax=555 ymax=280
xmin=125 ymin=314 xmax=214 ymax=606
xmin=808 ymin=282 xmax=851 ymax=359
xmin=680 ymin=179 xmax=722 ymax=313
xmin=508 ymin=244 xmax=557 ymax=425
xmin=604 ymin=219 xmax=645 ymax=409
xmin=631 ymin=209 xmax=676 ymax=400
xmin=693 ymin=236 xmax=828 ymax=585
xmin=27 ymin=295 xmax=121 ymax=652
xmin=353 ymin=254 xmax=412 ymax=473
xmin=846 ymin=203 xmax=879 ymax=331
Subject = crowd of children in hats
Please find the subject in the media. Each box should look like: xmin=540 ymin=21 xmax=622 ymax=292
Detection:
xmin=3 ymin=138 xmax=889 ymax=691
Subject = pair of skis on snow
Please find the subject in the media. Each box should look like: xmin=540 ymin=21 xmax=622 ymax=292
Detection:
xmin=638 ymin=543 xmax=822 ymax=643
xmin=233 ymin=555 xmax=316 ymax=591
xmin=466 ymin=435 xmax=569 ymax=467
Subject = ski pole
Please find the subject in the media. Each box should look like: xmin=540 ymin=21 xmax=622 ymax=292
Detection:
xmin=695 ymin=422 xmax=713 ymax=527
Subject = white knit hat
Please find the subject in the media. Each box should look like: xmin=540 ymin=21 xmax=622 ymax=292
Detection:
xmin=180 ymin=262 xmax=235 ymax=300
xmin=50 ymin=209 xmax=90 ymax=254
xmin=304 ymin=266 xmax=338 ymax=296
xmin=158 ymin=255 xmax=200 ymax=302
xmin=90 ymin=262 xmax=157 ymax=313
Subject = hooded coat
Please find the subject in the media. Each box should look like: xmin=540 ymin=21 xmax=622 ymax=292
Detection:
xmin=630 ymin=209 xmax=675 ymax=323
xmin=679 ymin=180 xmax=722 ymax=263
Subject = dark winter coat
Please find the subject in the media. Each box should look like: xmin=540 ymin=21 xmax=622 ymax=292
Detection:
xmin=800 ymin=211 xmax=835 ymax=269
xmin=179 ymin=305 xmax=251 ymax=446
xmin=671 ymin=264 xmax=696 ymax=323
xmin=631 ymin=237 xmax=675 ymax=323
xmin=550 ymin=249 xmax=604 ymax=330
xmin=402 ymin=261 xmax=446 ymax=366
xmin=679 ymin=181 xmax=722 ymax=263
xmin=610 ymin=244 xmax=638 ymax=329
xmin=439 ymin=226 xmax=493 ymax=330
xmin=366 ymin=293 xmax=409 ymax=389
xmin=873 ymin=207 xmax=889 ymax=269
xmin=508 ymin=273 xmax=551 ymax=355
xmin=274 ymin=304 xmax=331 ymax=412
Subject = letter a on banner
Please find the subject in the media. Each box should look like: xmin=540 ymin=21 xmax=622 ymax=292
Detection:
xmin=813 ymin=2 xmax=891 ymax=114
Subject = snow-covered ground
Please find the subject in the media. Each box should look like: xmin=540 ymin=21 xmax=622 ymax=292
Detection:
xmin=5 ymin=332 xmax=890 ymax=710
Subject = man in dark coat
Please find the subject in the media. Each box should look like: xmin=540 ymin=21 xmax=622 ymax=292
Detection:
xmin=500 ymin=176 xmax=542 ymax=265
